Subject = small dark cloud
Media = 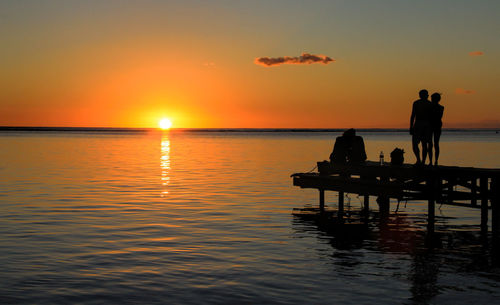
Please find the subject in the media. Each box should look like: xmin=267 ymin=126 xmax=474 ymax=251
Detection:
xmin=455 ymin=88 xmax=476 ymax=95
xmin=255 ymin=53 xmax=335 ymax=67
xmin=469 ymin=51 xmax=484 ymax=57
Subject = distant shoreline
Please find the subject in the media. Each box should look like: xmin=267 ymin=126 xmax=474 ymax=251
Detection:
xmin=0 ymin=126 xmax=498 ymax=133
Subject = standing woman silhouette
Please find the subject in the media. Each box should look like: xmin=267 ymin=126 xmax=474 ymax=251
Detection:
xmin=429 ymin=93 xmax=444 ymax=166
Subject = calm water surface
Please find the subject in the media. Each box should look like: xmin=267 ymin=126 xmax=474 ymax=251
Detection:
xmin=1 ymin=130 xmax=500 ymax=304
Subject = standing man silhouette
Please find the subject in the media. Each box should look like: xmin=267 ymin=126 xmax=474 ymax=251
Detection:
xmin=410 ymin=89 xmax=432 ymax=165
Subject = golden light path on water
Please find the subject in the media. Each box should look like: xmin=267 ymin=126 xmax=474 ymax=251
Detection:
xmin=160 ymin=133 xmax=170 ymax=196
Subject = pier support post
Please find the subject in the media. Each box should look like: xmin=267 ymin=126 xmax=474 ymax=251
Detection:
xmin=378 ymin=175 xmax=390 ymax=217
xmin=471 ymin=178 xmax=477 ymax=207
xmin=437 ymin=178 xmax=443 ymax=204
xmin=480 ymin=177 xmax=489 ymax=235
xmin=447 ymin=178 xmax=454 ymax=204
xmin=363 ymin=195 xmax=370 ymax=217
xmin=427 ymin=178 xmax=436 ymax=236
xmin=492 ymin=178 xmax=500 ymax=265
xmin=319 ymin=189 xmax=325 ymax=213
xmin=338 ymin=191 xmax=344 ymax=222
xmin=492 ymin=178 xmax=500 ymax=243
xmin=377 ymin=196 xmax=390 ymax=216
xmin=428 ymin=198 xmax=435 ymax=235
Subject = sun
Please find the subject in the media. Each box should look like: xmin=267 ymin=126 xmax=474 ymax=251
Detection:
xmin=159 ymin=118 xmax=173 ymax=130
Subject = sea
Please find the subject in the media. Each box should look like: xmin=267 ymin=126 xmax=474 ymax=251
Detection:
xmin=1 ymin=128 xmax=499 ymax=304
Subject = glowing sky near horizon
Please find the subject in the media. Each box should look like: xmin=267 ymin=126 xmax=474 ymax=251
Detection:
xmin=1 ymin=0 xmax=499 ymax=128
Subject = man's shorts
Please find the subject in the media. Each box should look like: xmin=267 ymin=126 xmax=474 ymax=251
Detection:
xmin=413 ymin=121 xmax=432 ymax=143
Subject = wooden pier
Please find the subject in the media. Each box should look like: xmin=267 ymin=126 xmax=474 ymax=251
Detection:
xmin=292 ymin=161 xmax=500 ymax=237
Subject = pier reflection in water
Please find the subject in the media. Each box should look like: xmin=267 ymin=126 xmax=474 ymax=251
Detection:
xmin=292 ymin=205 xmax=496 ymax=304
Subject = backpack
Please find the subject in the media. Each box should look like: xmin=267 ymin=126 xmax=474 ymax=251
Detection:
xmin=390 ymin=148 xmax=405 ymax=165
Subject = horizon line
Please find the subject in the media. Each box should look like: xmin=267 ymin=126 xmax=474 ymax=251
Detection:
xmin=1 ymin=126 xmax=499 ymax=132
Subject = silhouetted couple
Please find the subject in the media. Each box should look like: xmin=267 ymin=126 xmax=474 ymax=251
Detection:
xmin=330 ymin=128 xmax=367 ymax=165
xmin=410 ymin=89 xmax=444 ymax=166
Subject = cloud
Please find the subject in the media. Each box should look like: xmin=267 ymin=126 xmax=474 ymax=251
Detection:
xmin=455 ymin=88 xmax=476 ymax=95
xmin=255 ymin=53 xmax=335 ymax=67
xmin=203 ymin=62 xmax=216 ymax=68
xmin=469 ymin=51 xmax=484 ymax=56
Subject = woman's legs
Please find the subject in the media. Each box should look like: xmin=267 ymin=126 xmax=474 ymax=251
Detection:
xmin=434 ymin=130 xmax=441 ymax=166
xmin=428 ymin=139 xmax=433 ymax=165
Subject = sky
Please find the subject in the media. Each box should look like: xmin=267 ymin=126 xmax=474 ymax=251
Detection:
xmin=1 ymin=0 xmax=499 ymax=128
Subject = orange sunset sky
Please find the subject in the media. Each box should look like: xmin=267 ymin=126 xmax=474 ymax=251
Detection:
xmin=1 ymin=1 xmax=499 ymax=128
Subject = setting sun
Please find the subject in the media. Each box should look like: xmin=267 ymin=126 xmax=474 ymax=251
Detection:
xmin=159 ymin=118 xmax=173 ymax=130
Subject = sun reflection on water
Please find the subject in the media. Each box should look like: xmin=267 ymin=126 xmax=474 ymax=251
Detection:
xmin=160 ymin=134 xmax=170 ymax=196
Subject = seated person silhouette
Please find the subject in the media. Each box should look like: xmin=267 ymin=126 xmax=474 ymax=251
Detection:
xmin=330 ymin=129 xmax=367 ymax=165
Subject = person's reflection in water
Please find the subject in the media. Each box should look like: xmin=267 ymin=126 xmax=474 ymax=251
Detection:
xmin=376 ymin=214 xmax=440 ymax=304
xmin=408 ymin=251 xmax=440 ymax=304
xmin=160 ymin=134 xmax=171 ymax=196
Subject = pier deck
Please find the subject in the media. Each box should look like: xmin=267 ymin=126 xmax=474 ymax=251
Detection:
xmin=292 ymin=161 xmax=500 ymax=236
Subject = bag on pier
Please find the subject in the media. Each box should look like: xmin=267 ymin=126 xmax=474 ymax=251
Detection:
xmin=317 ymin=161 xmax=331 ymax=175
xmin=390 ymin=148 xmax=405 ymax=165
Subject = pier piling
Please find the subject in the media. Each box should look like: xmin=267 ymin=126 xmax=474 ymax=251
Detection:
xmin=319 ymin=189 xmax=325 ymax=212
xmin=471 ymin=178 xmax=477 ymax=206
xmin=481 ymin=177 xmax=489 ymax=235
xmin=427 ymin=178 xmax=436 ymax=235
xmin=338 ymin=191 xmax=344 ymax=222
xmin=363 ymin=195 xmax=369 ymax=217
xmin=492 ymin=178 xmax=500 ymax=242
